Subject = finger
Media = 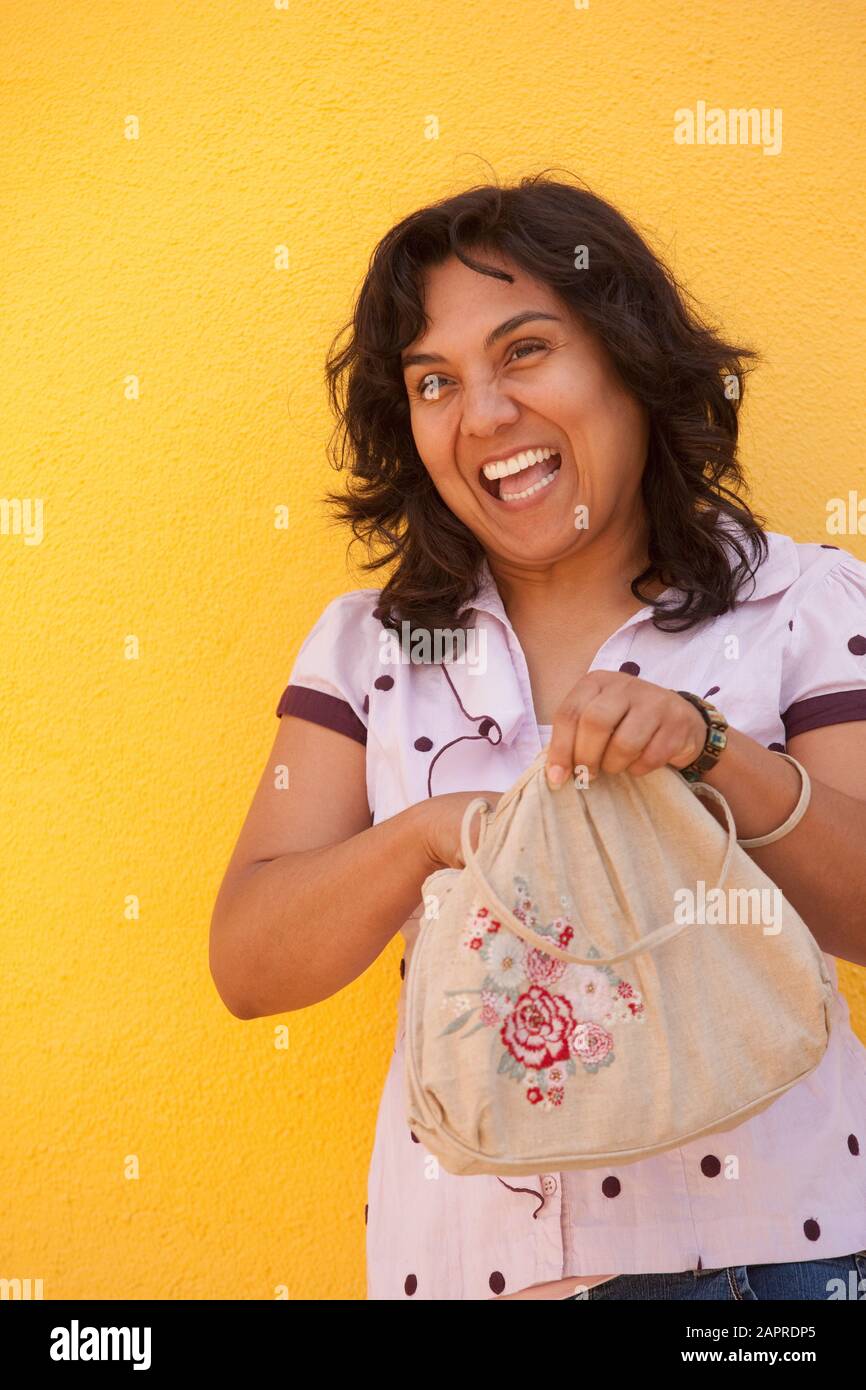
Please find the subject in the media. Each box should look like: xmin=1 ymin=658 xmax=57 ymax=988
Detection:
xmin=623 ymin=712 xmax=703 ymax=777
xmin=545 ymin=674 xmax=607 ymax=787
xmin=570 ymin=686 xmax=642 ymax=780
xmin=596 ymin=706 xmax=665 ymax=777
xmin=664 ymin=707 xmax=708 ymax=771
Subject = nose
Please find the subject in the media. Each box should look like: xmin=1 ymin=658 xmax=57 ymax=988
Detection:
xmin=458 ymin=376 xmax=520 ymax=438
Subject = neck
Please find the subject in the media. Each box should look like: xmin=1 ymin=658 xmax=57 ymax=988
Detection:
xmin=486 ymin=530 xmax=666 ymax=629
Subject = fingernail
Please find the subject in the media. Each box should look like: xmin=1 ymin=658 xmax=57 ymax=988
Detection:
xmin=546 ymin=764 xmax=567 ymax=788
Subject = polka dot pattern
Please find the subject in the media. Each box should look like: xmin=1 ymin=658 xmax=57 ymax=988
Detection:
xmin=337 ymin=533 xmax=866 ymax=1300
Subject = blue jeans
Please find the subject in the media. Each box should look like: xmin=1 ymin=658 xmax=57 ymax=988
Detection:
xmin=563 ymin=1250 xmax=866 ymax=1299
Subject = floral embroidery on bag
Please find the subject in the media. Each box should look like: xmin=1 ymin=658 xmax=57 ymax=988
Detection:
xmin=440 ymin=874 xmax=645 ymax=1109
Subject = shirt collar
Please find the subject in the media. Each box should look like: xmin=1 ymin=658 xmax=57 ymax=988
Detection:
xmin=460 ymin=519 xmax=800 ymax=629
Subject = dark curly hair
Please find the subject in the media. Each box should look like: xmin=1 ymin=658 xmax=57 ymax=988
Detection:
xmin=322 ymin=170 xmax=769 ymax=636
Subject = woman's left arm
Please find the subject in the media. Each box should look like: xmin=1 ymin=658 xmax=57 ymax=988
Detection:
xmin=700 ymin=720 xmax=866 ymax=966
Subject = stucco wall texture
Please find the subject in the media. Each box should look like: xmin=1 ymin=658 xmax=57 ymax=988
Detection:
xmin=2 ymin=1 xmax=864 ymax=1300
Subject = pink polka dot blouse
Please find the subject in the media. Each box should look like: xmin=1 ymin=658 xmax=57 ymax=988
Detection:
xmin=275 ymin=524 xmax=866 ymax=1300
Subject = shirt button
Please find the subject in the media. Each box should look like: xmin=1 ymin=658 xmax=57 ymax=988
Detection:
xmin=541 ymin=1174 xmax=558 ymax=1196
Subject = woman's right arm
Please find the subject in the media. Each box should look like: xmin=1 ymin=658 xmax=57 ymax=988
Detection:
xmin=209 ymin=713 xmax=498 ymax=1020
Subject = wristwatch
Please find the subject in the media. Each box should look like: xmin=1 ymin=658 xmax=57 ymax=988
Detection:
xmin=674 ymin=690 xmax=729 ymax=783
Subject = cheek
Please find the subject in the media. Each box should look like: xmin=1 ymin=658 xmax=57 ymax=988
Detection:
xmin=533 ymin=361 xmax=605 ymax=430
xmin=410 ymin=412 xmax=447 ymax=471
xmin=568 ymin=379 xmax=645 ymax=468
xmin=415 ymin=448 xmax=463 ymax=505
xmin=411 ymin=422 xmax=467 ymax=494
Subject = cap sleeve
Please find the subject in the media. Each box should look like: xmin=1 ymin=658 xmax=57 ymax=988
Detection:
xmin=275 ymin=590 xmax=379 ymax=747
xmin=780 ymin=551 xmax=866 ymax=741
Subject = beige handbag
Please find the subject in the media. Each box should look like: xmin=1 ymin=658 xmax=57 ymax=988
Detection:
xmin=404 ymin=748 xmax=834 ymax=1176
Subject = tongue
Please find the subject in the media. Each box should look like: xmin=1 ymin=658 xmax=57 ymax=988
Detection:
xmin=500 ymin=454 xmax=560 ymax=499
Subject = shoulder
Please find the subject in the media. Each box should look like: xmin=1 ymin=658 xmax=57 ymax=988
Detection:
xmin=784 ymin=537 xmax=866 ymax=592
xmin=721 ymin=523 xmax=866 ymax=610
xmin=771 ymin=534 xmax=866 ymax=736
xmin=275 ymin=587 xmax=386 ymax=739
xmin=296 ymin=587 xmax=385 ymax=648
xmin=769 ymin=534 xmax=866 ymax=627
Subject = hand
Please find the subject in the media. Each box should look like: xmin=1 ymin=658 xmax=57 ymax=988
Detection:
xmin=420 ymin=790 xmax=504 ymax=871
xmin=544 ymin=671 xmax=707 ymax=788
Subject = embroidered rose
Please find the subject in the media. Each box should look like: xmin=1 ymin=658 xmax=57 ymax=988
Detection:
xmin=525 ymin=944 xmax=568 ymax=987
xmin=561 ymin=966 xmax=616 ymax=1024
xmin=501 ymin=985 xmax=575 ymax=1069
xmin=444 ymin=874 xmax=647 ymax=1092
xmin=571 ymin=1020 xmax=614 ymax=1063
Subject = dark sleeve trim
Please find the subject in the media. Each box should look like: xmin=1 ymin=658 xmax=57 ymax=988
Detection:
xmin=782 ymin=689 xmax=866 ymax=740
xmin=275 ymin=684 xmax=367 ymax=746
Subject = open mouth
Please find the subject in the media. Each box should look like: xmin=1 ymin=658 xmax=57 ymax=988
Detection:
xmin=479 ymin=451 xmax=562 ymax=503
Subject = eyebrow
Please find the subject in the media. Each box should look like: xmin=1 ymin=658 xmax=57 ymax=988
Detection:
xmin=400 ymin=310 xmax=563 ymax=369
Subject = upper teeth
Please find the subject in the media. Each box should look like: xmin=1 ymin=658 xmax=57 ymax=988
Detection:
xmin=482 ymin=446 xmax=559 ymax=480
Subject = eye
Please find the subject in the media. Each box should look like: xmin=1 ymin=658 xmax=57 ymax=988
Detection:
xmin=413 ymin=373 xmax=449 ymax=401
xmin=409 ymin=338 xmax=549 ymax=402
xmin=509 ymin=338 xmax=548 ymax=361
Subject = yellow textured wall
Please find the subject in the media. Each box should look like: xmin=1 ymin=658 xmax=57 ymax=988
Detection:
xmin=3 ymin=1 xmax=864 ymax=1300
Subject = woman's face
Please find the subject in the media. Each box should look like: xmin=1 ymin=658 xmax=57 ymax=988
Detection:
xmin=400 ymin=250 xmax=651 ymax=572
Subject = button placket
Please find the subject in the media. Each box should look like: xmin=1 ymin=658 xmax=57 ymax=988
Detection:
xmin=508 ymin=620 xmax=649 ymax=753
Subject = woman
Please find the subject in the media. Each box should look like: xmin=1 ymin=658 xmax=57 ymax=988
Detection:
xmin=209 ymin=175 xmax=866 ymax=1301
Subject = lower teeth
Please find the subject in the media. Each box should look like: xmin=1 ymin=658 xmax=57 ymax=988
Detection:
xmin=500 ymin=463 xmax=560 ymax=502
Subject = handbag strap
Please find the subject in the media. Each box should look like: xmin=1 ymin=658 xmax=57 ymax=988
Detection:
xmin=458 ymin=773 xmax=741 ymax=967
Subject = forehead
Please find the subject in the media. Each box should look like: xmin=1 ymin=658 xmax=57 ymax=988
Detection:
xmin=410 ymin=252 xmax=564 ymax=339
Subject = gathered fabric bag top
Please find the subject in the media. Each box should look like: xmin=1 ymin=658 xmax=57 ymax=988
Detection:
xmin=404 ymin=748 xmax=834 ymax=1177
